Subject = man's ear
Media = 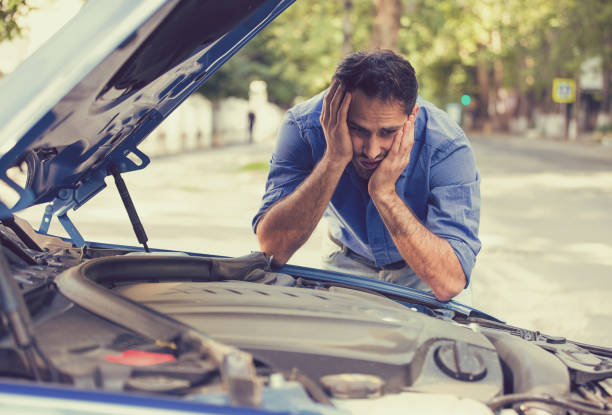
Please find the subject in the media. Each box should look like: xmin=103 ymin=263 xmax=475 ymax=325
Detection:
xmin=411 ymin=104 xmax=420 ymax=117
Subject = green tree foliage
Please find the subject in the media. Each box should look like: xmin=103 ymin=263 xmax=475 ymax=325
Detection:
xmin=199 ymin=1 xmax=375 ymax=108
xmin=0 ymin=0 xmax=28 ymax=42
xmin=199 ymin=0 xmax=611 ymax=118
xmin=402 ymin=0 xmax=611 ymax=118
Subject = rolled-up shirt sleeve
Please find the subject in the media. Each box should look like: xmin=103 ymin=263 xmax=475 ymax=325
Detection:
xmin=425 ymin=141 xmax=481 ymax=286
xmin=252 ymin=111 xmax=315 ymax=233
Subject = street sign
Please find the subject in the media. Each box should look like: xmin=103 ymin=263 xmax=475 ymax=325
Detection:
xmin=552 ymin=78 xmax=576 ymax=103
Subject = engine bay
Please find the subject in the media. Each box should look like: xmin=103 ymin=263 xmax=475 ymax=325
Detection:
xmin=0 ymin=223 xmax=611 ymax=414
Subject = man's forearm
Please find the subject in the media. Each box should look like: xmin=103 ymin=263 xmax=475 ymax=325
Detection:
xmin=256 ymin=155 xmax=347 ymax=265
xmin=372 ymin=191 xmax=466 ymax=301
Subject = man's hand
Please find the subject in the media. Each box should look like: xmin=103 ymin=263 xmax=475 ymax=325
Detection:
xmin=368 ymin=113 xmax=416 ymax=198
xmin=256 ymin=79 xmax=354 ymax=266
xmin=320 ymin=79 xmax=353 ymax=165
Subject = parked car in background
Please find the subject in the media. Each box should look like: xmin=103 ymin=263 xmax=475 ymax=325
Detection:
xmin=0 ymin=1 xmax=610 ymax=414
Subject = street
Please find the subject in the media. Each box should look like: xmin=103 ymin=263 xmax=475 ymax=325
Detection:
xmin=470 ymin=136 xmax=612 ymax=347
xmin=19 ymin=135 xmax=612 ymax=347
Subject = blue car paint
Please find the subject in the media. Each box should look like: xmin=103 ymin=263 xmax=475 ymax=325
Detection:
xmin=0 ymin=0 xmax=166 ymax=218
xmin=0 ymin=1 xmax=505 ymax=411
xmin=0 ymin=0 xmax=494 ymax=322
xmin=278 ymin=263 xmax=502 ymax=321
xmin=48 ymin=235 xmax=501 ymax=322
xmin=0 ymin=379 xmax=346 ymax=414
xmin=0 ymin=0 xmax=296 ymax=232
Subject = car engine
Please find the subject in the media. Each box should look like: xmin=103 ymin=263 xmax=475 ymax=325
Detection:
xmin=0 ymin=225 xmax=611 ymax=414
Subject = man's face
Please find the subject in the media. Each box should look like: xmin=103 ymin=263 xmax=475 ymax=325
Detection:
xmin=347 ymin=89 xmax=411 ymax=179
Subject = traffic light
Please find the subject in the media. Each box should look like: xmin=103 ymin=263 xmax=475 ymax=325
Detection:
xmin=460 ymin=94 xmax=471 ymax=106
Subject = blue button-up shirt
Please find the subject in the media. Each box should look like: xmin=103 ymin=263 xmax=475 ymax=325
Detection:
xmin=253 ymin=91 xmax=481 ymax=283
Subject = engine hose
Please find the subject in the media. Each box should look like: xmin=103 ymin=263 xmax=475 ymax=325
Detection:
xmin=487 ymin=393 xmax=612 ymax=414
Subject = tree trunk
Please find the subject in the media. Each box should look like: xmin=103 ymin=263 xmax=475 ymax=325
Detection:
xmin=371 ymin=0 xmax=401 ymax=51
xmin=573 ymin=76 xmax=581 ymax=140
xmin=492 ymin=59 xmax=509 ymax=131
xmin=564 ymin=103 xmax=571 ymax=140
xmin=212 ymin=100 xmax=222 ymax=147
xmin=602 ymin=56 xmax=611 ymax=115
xmin=526 ymin=91 xmax=536 ymax=128
xmin=476 ymin=58 xmax=491 ymax=131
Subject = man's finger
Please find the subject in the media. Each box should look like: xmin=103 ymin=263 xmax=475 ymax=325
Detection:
xmin=325 ymin=80 xmax=339 ymax=115
xmin=320 ymin=96 xmax=327 ymax=124
xmin=391 ymin=121 xmax=406 ymax=154
xmin=329 ymin=82 xmax=345 ymax=122
xmin=337 ymin=89 xmax=351 ymax=125
xmin=322 ymin=79 xmax=339 ymax=124
xmin=399 ymin=116 xmax=414 ymax=153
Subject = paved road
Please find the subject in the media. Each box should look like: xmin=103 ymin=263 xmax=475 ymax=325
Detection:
xmin=469 ymin=135 xmax=612 ymax=347
xmin=20 ymin=135 xmax=612 ymax=347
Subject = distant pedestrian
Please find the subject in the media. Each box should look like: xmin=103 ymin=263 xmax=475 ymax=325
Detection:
xmin=248 ymin=110 xmax=256 ymax=143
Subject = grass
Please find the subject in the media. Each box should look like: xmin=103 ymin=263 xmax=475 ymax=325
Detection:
xmin=179 ymin=185 xmax=201 ymax=192
xmin=237 ymin=161 xmax=269 ymax=172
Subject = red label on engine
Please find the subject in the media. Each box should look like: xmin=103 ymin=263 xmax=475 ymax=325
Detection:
xmin=104 ymin=350 xmax=176 ymax=366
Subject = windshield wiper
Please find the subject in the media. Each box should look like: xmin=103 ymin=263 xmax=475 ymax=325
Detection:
xmin=466 ymin=316 xmax=612 ymax=358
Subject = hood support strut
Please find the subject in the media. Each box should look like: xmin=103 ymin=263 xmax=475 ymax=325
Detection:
xmin=110 ymin=165 xmax=150 ymax=253
xmin=37 ymin=147 xmax=151 ymax=248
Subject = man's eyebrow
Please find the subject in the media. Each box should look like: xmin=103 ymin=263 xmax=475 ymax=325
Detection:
xmin=380 ymin=125 xmax=403 ymax=132
xmin=347 ymin=119 xmax=368 ymax=130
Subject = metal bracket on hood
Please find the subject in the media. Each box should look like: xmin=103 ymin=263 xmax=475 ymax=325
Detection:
xmin=40 ymin=204 xmax=85 ymax=248
xmin=38 ymin=146 xmax=151 ymax=248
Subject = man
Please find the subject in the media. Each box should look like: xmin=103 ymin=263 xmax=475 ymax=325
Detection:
xmin=248 ymin=110 xmax=256 ymax=143
xmin=252 ymin=50 xmax=480 ymax=303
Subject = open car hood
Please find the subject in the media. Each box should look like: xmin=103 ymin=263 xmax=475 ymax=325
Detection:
xmin=0 ymin=0 xmax=294 ymax=220
xmin=2 ymin=4 xmax=612 ymax=411
xmin=0 ymin=0 xmax=498 ymax=322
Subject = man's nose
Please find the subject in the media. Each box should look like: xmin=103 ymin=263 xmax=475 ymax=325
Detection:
xmin=363 ymin=137 xmax=382 ymax=159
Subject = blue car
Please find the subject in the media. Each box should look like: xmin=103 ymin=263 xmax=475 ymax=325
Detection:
xmin=0 ymin=1 xmax=611 ymax=414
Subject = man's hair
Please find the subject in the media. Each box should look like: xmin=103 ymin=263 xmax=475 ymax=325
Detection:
xmin=334 ymin=50 xmax=418 ymax=114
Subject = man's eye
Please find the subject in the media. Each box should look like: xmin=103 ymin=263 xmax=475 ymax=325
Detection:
xmin=349 ymin=125 xmax=367 ymax=135
xmin=381 ymin=130 xmax=396 ymax=137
